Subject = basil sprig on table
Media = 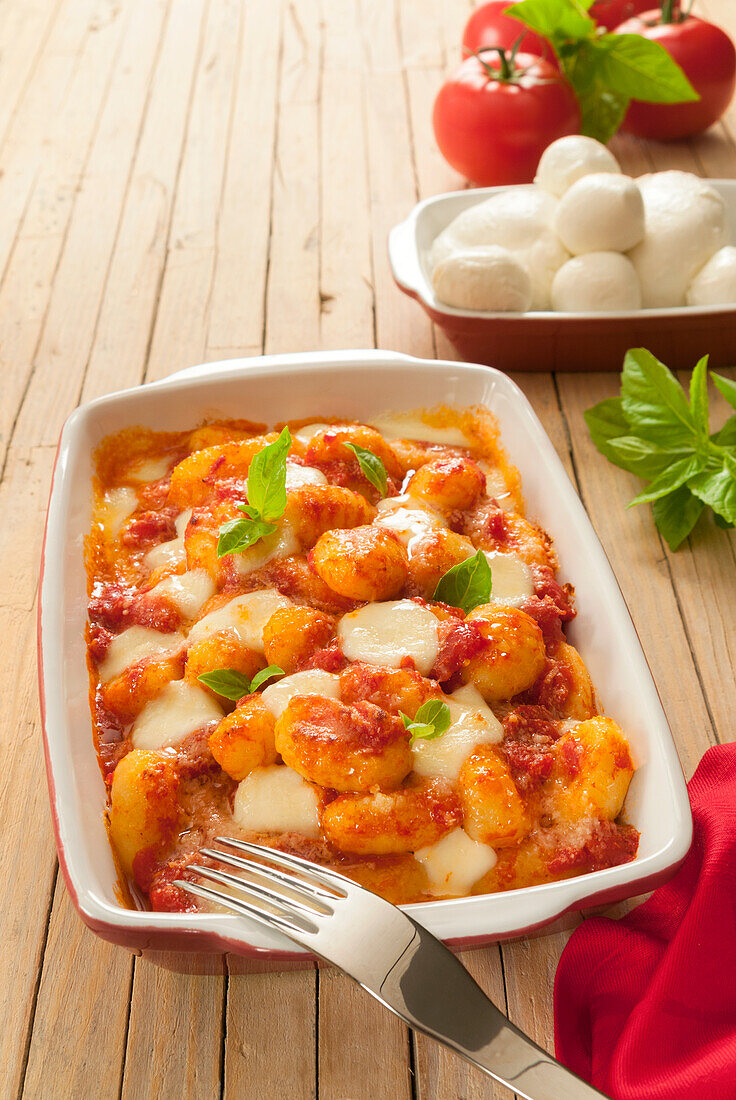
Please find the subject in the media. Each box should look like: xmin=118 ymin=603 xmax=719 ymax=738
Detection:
xmin=509 ymin=0 xmax=699 ymax=143
xmin=433 ymin=549 xmax=493 ymax=613
xmin=197 ymin=665 xmax=284 ymax=701
xmin=585 ymin=349 xmax=736 ymax=550
xmin=344 ymin=442 xmax=388 ymax=497
xmin=217 ymin=427 xmax=291 ymax=557
xmin=400 ymin=699 xmax=452 ymax=745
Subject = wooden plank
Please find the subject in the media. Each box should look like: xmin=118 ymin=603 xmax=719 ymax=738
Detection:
xmin=0 ymin=445 xmax=62 ymax=1100
xmin=0 ymin=0 xmax=107 ymax=289
xmin=319 ymin=1 xmax=374 ymax=351
xmin=120 ymin=963 xmax=225 ymax=1100
xmin=263 ymin=0 xmax=322 ymax=356
xmin=79 ymin=0 xmax=209 ymax=403
xmin=361 ymin=0 xmax=434 ymax=357
xmin=224 ymin=967 xmax=316 ymax=1100
xmin=206 ymin=0 xmax=284 ymax=359
xmin=145 ymin=0 xmax=243 ymax=382
xmin=21 ymin=882 xmax=134 ymax=1100
xmin=0 ymin=0 xmax=65 ymax=152
xmin=0 ymin=0 xmax=131 ymax=466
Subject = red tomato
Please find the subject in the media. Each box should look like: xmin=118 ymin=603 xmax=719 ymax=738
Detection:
xmin=589 ymin=0 xmax=652 ymax=32
xmin=432 ymin=52 xmax=581 ymax=186
xmin=462 ymin=1 xmax=557 ymax=66
xmin=617 ymin=10 xmax=736 ymax=139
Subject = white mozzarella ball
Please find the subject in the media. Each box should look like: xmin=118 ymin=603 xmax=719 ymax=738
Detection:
xmin=686 ymin=246 xmax=736 ymax=307
xmin=430 ymin=187 xmax=567 ymax=309
xmin=553 ymin=174 xmax=645 ymax=255
xmin=431 ymin=246 xmax=532 ymax=312
xmin=551 ymin=252 xmax=642 ymax=313
xmin=534 ymin=135 xmax=621 ymax=198
xmin=628 ymin=172 xmax=729 ymax=308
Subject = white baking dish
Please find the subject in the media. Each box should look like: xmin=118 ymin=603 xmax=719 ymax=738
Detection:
xmin=38 ymin=350 xmax=692 ymax=965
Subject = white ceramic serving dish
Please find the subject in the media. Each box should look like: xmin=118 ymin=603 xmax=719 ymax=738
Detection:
xmin=39 ymin=350 xmax=692 ymax=968
xmin=389 ymin=180 xmax=736 ymax=372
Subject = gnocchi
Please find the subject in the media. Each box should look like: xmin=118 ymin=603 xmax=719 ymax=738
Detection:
xmin=88 ymin=407 xmax=639 ymax=912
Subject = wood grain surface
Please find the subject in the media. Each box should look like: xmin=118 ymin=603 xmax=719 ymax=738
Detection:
xmin=1 ymin=1 xmax=735 ymax=1097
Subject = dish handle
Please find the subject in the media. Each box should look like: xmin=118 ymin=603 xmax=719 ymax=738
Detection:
xmin=164 ymin=348 xmax=422 ymax=385
xmin=387 ymin=215 xmax=424 ymax=299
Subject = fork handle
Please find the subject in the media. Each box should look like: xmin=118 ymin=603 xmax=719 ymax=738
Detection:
xmin=371 ymin=920 xmax=609 ymax=1100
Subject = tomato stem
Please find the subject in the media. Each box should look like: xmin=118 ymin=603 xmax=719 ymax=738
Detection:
xmin=473 ymin=38 xmax=525 ymax=83
xmin=660 ymin=0 xmax=691 ymax=23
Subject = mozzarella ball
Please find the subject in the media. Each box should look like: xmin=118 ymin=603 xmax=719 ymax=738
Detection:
xmin=551 ymin=253 xmax=641 ymax=312
xmin=686 ymin=246 xmax=736 ymax=307
xmin=535 ymin=135 xmax=621 ymax=198
xmin=430 ymin=187 xmax=567 ymax=310
xmin=628 ymin=172 xmax=729 ymax=308
xmin=553 ymin=174 xmax=645 ymax=255
xmin=431 ymin=246 xmax=532 ymax=312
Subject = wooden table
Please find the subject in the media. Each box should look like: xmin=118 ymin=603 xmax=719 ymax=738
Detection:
xmin=2 ymin=0 xmax=735 ymax=1096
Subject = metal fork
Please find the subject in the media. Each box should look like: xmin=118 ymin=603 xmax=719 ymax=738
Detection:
xmin=175 ymin=839 xmax=608 ymax=1100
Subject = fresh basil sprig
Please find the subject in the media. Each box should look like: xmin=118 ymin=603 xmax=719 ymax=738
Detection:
xmin=198 ymin=665 xmax=284 ymax=701
xmin=400 ymin=699 xmax=452 ymax=745
xmin=344 ymin=442 xmax=388 ymax=497
xmin=433 ymin=549 xmax=493 ymax=613
xmin=585 ymin=348 xmax=736 ymax=550
xmin=508 ymin=0 xmax=699 ymax=143
xmin=217 ymin=427 xmax=291 ymax=557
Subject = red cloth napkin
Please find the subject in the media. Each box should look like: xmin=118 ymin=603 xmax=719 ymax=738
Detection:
xmin=555 ymin=743 xmax=736 ymax=1100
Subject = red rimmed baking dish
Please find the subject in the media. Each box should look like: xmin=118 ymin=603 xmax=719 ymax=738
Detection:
xmin=388 ymin=182 xmax=736 ymax=372
xmin=38 ymin=350 xmax=692 ymax=972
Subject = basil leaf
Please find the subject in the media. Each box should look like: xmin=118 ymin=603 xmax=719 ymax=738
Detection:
xmin=433 ymin=549 xmax=492 ymax=614
xmin=344 ymin=443 xmax=388 ymax=497
xmin=606 ymin=436 xmax=691 ymax=479
xmin=594 ymin=33 xmax=699 ymax=104
xmin=583 ymin=396 xmax=630 ymax=446
xmin=401 ymin=699 xmax=452 ymax=744
xmin=217 ymin=515 xmax=277 ymax=557
xmin=627 ymin=454 xmax=704 ymax=508
xmin=197 ymin=668 xmax=254 ymax=701
xmin=689 ymin=355 xmax=710 ymax=440
xmin=711 ymin=371 xmax=736 ymax=413
xmin=714 ymin=416 xmax=736 ymax=448
xmin=651 ymin=486 xmax=704 ymax=551
xmin=250 ymin=665 xmax=285 ymax=692
xmin=561 ymin=40 xmax=629 ymax=143
xmin=621 ymin=348 xmax=696 ymax=446
xmin=508 ymin=0 xmax=595 ymax=42
xmin=246 ymin=426 xmax=291 ymax=521
xmin=687 ymin=455 xmax=736 ymax=525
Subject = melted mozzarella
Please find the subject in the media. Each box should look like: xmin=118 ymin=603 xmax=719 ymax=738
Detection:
xmin=293 ymin=423 xmax=332 ymax=444
xmin=481 ymin=464 xmax=514 ymax=509
xmin=130 ymin=680 xmax=223 ymax=750
xmin=412 ymin=684 xmax=503 ymax=781
xmin=99 ymin=626 xmax=186 ymax=682
xmin=338 ymin=599 xmax=440 ymax=675
xmin=261 ymin=670 xmax=341 ymax=719
xmin=484 ymin=551 xmax=534 ymax=607
xmin=143 ymin=509 xmax=192 ymax=573
xmin=97 ymin=487 xmax=138 ymax=539
xmin=285 ymin=462 xmax=327 ymax=488
xmin=187 ymin=589 xmax=291 ymax=652
xmin=232 ymin=765 xmax=320 ymax=836
xmin=415 ymin=828 xmax=497 ymax=897
xmin=232 ymin=523 xmax=299 ymax=579
xmin=374 ymin=495 xmax=446 ymax=557
xmin=369 ymin=414 xmax=470 ymax=447
xmin=126 ymin=455 xmax=172 ymax=483
xmin=152 ymin=569 xmax=216 ymax=620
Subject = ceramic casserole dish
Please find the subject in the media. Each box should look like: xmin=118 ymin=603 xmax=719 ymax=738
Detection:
xmin=38 ymin=350 xmax=692 ymax=969
xmin=389 ymin=181 xmax=736 ymax=372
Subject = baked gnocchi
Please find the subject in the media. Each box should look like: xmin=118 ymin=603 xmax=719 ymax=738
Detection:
xmin=87 ymin=407 xmax=638 ymax=911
